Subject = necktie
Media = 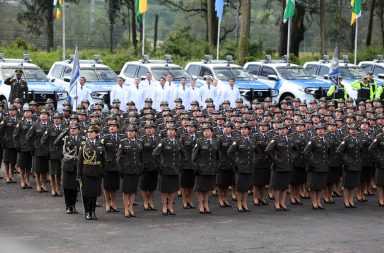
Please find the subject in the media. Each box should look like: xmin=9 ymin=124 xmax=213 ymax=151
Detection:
xmin=285 ymin=137 xmax=288 ymax=143
xmin=149 ymin=81 xmax=151 ymax=86
xmin=136 ymin=86 xmax=139 ymax=90
xmin=81 ymin=86 xmax=83 ymax=90
xmin=208 ymin=85 xmax=210 ymax=90
xmin=183 ymin=86 xmax=185 ymax=91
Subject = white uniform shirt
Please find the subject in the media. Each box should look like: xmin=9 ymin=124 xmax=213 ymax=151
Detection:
xmin=125 ymin=84 xmax=146 ymax=110
xmin=173 ymin=85 xmax=190 ymax=110
xmin=110 ymin=83 xmax=129 ymax=111
xmin=221 ymin=85 xmax=241 ymax=108
xmin=165 ymin=82 xmax=176 ymax=109
xmin=69 ymin=83 xmax=92 ymax=111
xmin=189 ymin=86 xmax=201 ymax=105
xmin=199 ymin=84 xmax=217 ymax=108
xmin=153 ymin=84 xmax=170 ymax=111
xmin=141 ymin=79 xmax=159 ymax=101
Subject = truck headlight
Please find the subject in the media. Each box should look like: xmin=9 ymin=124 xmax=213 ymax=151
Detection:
xmin=271 ymin=89 xmax=279 ymax=97
xmin=304 ymin=87 xmax=320 ymax=95
xmin=57 ymin=91 xmax=68 ymax=100
xmin=91 ymin=91 xmax=106 ymax=99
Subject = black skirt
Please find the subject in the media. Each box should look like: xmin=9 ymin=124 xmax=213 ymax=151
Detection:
xmin=375 ymin=168 xmax=384 ymax=186
xmin=180 ymin=170 xmax=195 ymax=188
xmin=307 ymin=171 xmax=327 ymax=191
xmin=49 ymin=159 xmax=61 ymax=176
xmin=342 ymin=169 xmax=360 ymax=189
xmin=360 ymin=166 xmax=374 ymax=182
xmin=62 ymin=170 xmax=78 ymax=190
xmin=271 ymin=171 xmax=291 ymax=191
xmin=34 ymin=156 xmax=49 ymax=174
xmin=253 ymin=168 xmax=271 ymax=186
xmin=290 ymin=166 xmax=306 ymax=185
xmin=17 ymin=152 xmax=32 ymax=170
xmin=3 ymin=148 xmax=17 ymax=165
xmin=103 ymin=171 xmax=120 ymax=191
xmin=81 ymin=176 xmax=102 ymax=197
xmin=121 ymin=174 xmax=140 ymax=194
xmin=140 ymin=171 xmax=158 ymax=191
xmin=216 ymin=170 xmax=233 ymax=188
xmin=159 ymin=175 xmax=179 ymax=193
xmin=195 ymin=175 xmax=215 ymax=192
xmin=327 ymin=166 xmax=341 ymax=185
xmin=235 ymin=173 xmax=253 ymax=192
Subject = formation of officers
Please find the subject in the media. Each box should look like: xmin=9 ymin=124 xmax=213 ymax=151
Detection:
xmin=2 ymin=79 xmax=384 ymax=221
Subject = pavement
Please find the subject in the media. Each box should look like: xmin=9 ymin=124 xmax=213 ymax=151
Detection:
xmin=0 ymin=176 xmax=383 ymax=253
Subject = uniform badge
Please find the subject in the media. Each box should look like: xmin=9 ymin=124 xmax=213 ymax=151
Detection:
xmin=195 ymin=144 xmax=198 ymax=148
xmin=373 ymin=139 xmax=377 ymax=142
xmin=158 ymin=143 xmax=162 ymax=147
xmin=308 ymin=141 xmax=311 ymax=145
xmin=232 ymin=141 xmax=236 ymax=145
xmin=270 ymin=140 xmax=274 ymax=143
xmin=16 ymin=124 xmax=19 ymax=128
xmin=119 ymin=144 xmax=122 ymax=148
xmin=341 ymin=141 xmax=345 ymax=145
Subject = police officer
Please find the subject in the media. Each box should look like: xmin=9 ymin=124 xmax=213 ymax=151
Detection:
xmin=216 ymin=122 xmax=235 ymax=207
xmin=368 ymin=125 xmax=384 ymax=206
xmin=304 ymin=124 xmax=329 ymax=210
xmin=56 ymin=124 xmax=84 ymax=214
xmin=101 ymin=120 xmax=122 ymax=212
xmin=228 ymin=124 xmax=256 ymax=212
xmin=336 ymin=125 xmax=362 ymax=208
xmin=0 ymin=105 xmax=19 ymax=183
xmin=140 ymin=123 xmax=160 ymax=211
xmin=26 ymin=109 xmax=50 ymax=192
xmin=117 ymin=125 xmax=143 ymax=218
xmin=265 ymin=124 xmax=295 ymax=211
xmin=77 ymin=126 xmax=105 ymax=220
xmin=192 ymin=124 xmax=220 ymax=214
xmin=352 ymin=76 xmax=376 ymax=103
xmin=153 ymin=126 xmax=186 ymax=216
xmin=13 ymin=107 xmax=34 ymax=189
xmin=4 ymin=69 xmax=28 ymax=104
xmin=41 ymin=113 xmax=65 ymax=197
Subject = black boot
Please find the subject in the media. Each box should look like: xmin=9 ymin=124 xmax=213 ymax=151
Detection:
xmin=66 ymin=205 xmax=72 ymax=214
xmin=84 ymin=197 xmax=92 ymax=220
xmin=91 ymin=197 xmax=97 ymax=220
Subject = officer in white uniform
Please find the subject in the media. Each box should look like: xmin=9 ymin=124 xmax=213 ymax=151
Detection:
xmin=154 ymin=77 xmax=170 ymax=111
xmin=173 ymin=77 xmax=190 ymax=110
xmin=126 ymin=77 xmax=146 ymax=110
xmin=199 ymin=75 xmax=217 ymax=108
xmin=189 ymin=78 xmax=201 ymax=105
xmin=69 ymin=76 xmax=92 ymax=111
xmin=165 ymin=74 xmax=176 ymax=109
xmin=110 ymin=76 xmax=128 ymax=111
xmin=141 ymin=72 xmax=158 ymax=101
xmin=220 ymin=78 xmax=241 ymax=108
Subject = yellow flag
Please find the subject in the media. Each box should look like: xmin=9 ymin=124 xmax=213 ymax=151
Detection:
xmin=139 ymin=0 xmax=148 ymax=14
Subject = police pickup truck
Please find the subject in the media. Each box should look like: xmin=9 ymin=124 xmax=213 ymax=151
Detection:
xmin=47 ymin=55 xmax=117 ymax=108
xmin=359 ymin=55 xmax=384 ymax=79
xmin=0 ymin=53 xmax=68 ymax=110
xmin=244 ymin=55 xmax=331 ymax=103
xmin=119 ymin=55 xmax=197 ymax=86
xmin=185 ymin=55 xmax=278 ymax=104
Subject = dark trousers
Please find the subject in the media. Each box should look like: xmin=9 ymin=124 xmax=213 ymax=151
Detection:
xmin=64 ymin=189 xmax=77 ymax=208
xmin=83 ymin=197 xmax=97 ymax=215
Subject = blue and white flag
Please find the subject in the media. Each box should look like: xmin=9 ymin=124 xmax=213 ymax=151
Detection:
xmin=328 ymin=45 xmax=340 ymax=88
xmin=215 ymin=0 xmax=224 ymax=23
xmin=69 ymin=46 xmax=80 ymax=94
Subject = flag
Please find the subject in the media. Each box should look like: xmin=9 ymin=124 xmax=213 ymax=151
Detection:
xmin=53 ymin=0 xmax=63 ymax=20
xmin=69 ymin=47 xmax=80 ymax=94
xmin=215 ymin=0 xmax=224 ymax=23
xmin=135 ymin=0 xmax=148 ymax=23
xmin=283 ymin=0 xmax=295 ymax=23
xmin=351 ymin=0 xmax=362 ymax=25
xmin=328 ymin=46 xmax=341 ymax=88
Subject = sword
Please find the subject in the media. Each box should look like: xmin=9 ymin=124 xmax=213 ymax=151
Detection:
xmin=77 ymin=178 xmax=85 ymax=213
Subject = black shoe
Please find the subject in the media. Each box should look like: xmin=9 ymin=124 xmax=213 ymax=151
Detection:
xmin=167 ymin=209 xmax=175 ymax=215
xmin=95 ymin=202 xmax=102 ymax=207
xmin=349 ymin=204 xmax=357 ymax=208
xmin=187 ymin=203 xmax=195 ymax=209
xmin=281 ymin=206 xmax=288 ymax=211
xmin=242 ymin=206 xmax=250 ymax=212
xmin=318 ymin=205 xmax=325 ymax=210
xmin=274 ymin=207 xmax=282 ymax=211
xmin=296 ymin=201 xmax=303 ymax=205
xmin=224 ymin=203 xmax=232 ymax=207
xmin=129 ymin=211 xmax=136 ymax=217
xmin=110 ymin=206 xmax=120 ymax=212
xmin=66 ymin=207 xmax=72 ymax=214
xmin=253 ymin=201 xmax=260 ymax=206
xmin=378 ymin=201 xmax=384 ymax=207
xmin=92 ymin=212 xmax=98 ymax=220
xmin=344 ymin=203 xmax=351 ymax=208
xmin=85 ymin=213 xmax=92 ymax=220
xmin=72 ymin=206 xmax=78 ymax=214
xmin=357 ymin=198 xmax=368 ymax=202
xmin=183 ymin=205 xmax=189 ymax=209
xmin=125 ymin=213 xmax=131 ymax=218
xmin=290 ymin=200 xmax=297 ymax=205
xmin=219 ymin=203 xmax=226 ymax=208
xmin=144 ymin=206 xmax=151 ymax=211
xmin=259 ymin=199 xmax=268 ymax=206
xmin=204 ymin=208 xmax=211 ymax=214
xmin=312 ymin=205 xmax=319 ymax=210
xmin=238 ymin=208 xmax=245 ymax=212
xmin=199 ymin=210 xmax=206 ymax=214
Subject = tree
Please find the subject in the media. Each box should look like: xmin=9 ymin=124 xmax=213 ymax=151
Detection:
xmin=238 ymin=0 xmax=250 ymax=64
xmin=366 ymin=0 xmax=376 ymax=46
xmin=106 ymin=0 xmax=122 ymax=53
xmin=319 ymin=0 xmax=325 ymax=56
xmin=17 ymin=0 xmax=79 ymax=52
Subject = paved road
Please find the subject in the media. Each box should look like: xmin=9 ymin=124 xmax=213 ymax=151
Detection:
xmin=0 ymin=178 xmax=383 ymax=253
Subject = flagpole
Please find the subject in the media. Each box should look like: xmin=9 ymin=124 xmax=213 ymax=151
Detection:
xmin=354 ymin=19 xmax=358 ymax=65
xmin=286 ymin=17 xmax=291 ymax=62
xmin=216 ymin=20 xmax=221 ymax=60
xmin=62 ymin=0 xmax=66 ymax=61
xmin=142 ymin=13 xmax=145 ymax=56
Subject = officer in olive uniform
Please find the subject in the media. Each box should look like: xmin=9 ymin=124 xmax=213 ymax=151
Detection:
xmin=252 ymin=121 xmax=272 ymax=206
xmin=26 ymin=109 xmax=50 ymax=192
xmin=303 ymin=124 xmax=329 ymax=210
xmin=368 ymin=127 xmax=384 ymax=206
xmin=4 ymin=69 xmax=28 ymax=104
xmin=77 ymin=126 xmax=105 ymax=220
xmin=228 ymin=124 xmax=256 ymax=212
xmin=265 ymin=124 xmax=295 ymax=211
xmin=13 ymin=107 xmax=34 ymax=189
xmin=101 ymin=120 xmax=122 ymax=212
xmin=336 ymin=125 xmax=362 ymax=208
xmin=117 ymin=125 xmax=143 ymax=218
xmin=0 ymin=105 xmax=19 ymax=183
xmin=216 ymin=122 xmax=235 ymax=207
xmin=153 ymin=126 xmax=186 ymax=215
xmin=140 ymin=123 xmax=160 ymax=211
xmin=55 ymin=124 xmax=84 ymax=214
xmin=192 ymin=124 xmax=220 ymax=214
xmin=41 ymin=113 xmax=65 ymax=197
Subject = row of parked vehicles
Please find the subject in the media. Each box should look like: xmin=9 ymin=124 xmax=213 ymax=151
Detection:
xmin=0 ymin=52 xmax=383 ymax=109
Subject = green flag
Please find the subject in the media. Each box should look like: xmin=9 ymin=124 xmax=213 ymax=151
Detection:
xmin=283 ymin=0 xmax=295 ymax=23
xmin=135 ymin=0 xmax=141 ymax=23
xmin=351 ymin=0 xmax=362 ymax=25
